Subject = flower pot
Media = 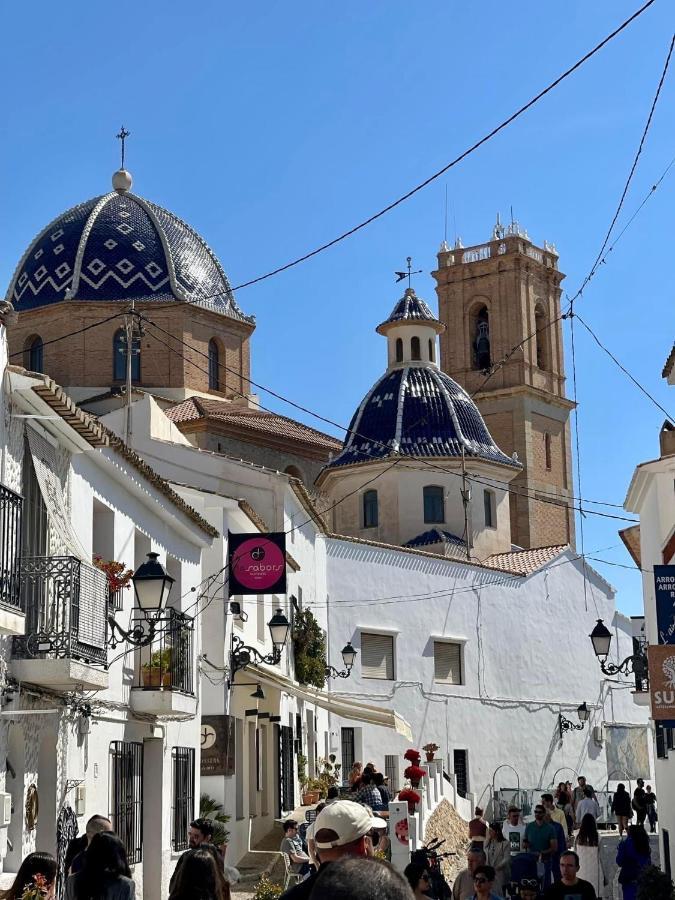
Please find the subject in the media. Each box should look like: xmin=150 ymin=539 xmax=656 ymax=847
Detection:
xmin=425 ymin=752 xmax=435 ymax=762
xmin=302 ymin=792 xmax=314 ymax=806
xmin=410 ymin=779 xmax=421 ymax=789
xmin=142 ymin=667 xmax=171 ymax=688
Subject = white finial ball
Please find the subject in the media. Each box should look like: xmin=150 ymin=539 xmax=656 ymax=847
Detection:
xmin=112 ymin=169 xmax=133 ymax=193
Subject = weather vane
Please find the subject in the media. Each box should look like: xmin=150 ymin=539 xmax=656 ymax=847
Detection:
xmin=395 ymin=256 xmax=422 ymax=289
xmin=116 ymin=126 xmax=131 ymax=169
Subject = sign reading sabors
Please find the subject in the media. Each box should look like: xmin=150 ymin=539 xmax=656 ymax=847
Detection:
xmin=228 ymin=530 xmax=287 ymax=596
xmin=648 ymin=644 xmax=675 ymax=722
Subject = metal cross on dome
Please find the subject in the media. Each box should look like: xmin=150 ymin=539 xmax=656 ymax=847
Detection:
xmin=116 ymin=126 xmax=131 ymax=169
xmin=395 ymin=256 xmax=422 ymax=289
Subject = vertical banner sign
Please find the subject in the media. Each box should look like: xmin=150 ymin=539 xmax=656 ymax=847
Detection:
xmin=654 ymin=565 xmax=675 ymax=645
xmin=648 ymin=645 xmax=675 ymax=727
xmin=228 ymin=531 xmax=287 ymax=596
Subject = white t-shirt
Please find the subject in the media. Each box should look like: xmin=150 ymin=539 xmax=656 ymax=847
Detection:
xmin=503 ymin=822 xmax=527 ymax=855
xmin=576 ymin=797 xmax=600 ymax=822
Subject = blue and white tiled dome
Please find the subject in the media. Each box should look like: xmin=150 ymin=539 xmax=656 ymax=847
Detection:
xmin=5 ymin=170 xmax=252 ymax=322
xmin=328 ymin=287 xmax=519 ymax=470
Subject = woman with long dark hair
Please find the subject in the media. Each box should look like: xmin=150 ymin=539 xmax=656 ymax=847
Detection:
xmin=0 ymin=852 xmax=57 ymax=900
xmin=168 ymin=848 xmax=224 ymax=900
xmin=66 ymin=833 xmax=134 ymax=900
xmin=575 ymin=813 xmax=600 ymax=894
xmin=612 ymin=783 xmax=633 ymax=837
xmin=616 ymin=824 xmax=651 ymax=900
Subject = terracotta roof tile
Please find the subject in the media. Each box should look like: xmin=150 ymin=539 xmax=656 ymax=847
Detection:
xmin=166 ymin=397 xmax=342 ymax=451
xmin=485 ymin=544 xmax=567 ymax=576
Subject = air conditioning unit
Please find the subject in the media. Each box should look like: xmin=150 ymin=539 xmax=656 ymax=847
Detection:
xmin=75 ymin=786 xmax=86 ymax=816
xmin=593 ymin=725 xmax=605 ymax=745
xmin=0 ymin=793 xmax=12 ymax=827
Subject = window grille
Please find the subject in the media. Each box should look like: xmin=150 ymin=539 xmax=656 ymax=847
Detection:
xmin=434 ymin=641 xmax=463 ymax=684
xmin=171 ymin=747 xmax=195 ymax=852
xmin=109 ymin=741 xmax=143 ymax=864
xmin=0 ymin=483 xmax=23 ymax=610
xmin=453 ymin=749 xmax=468 ymax=798
xmin=384 ymin=754 xmax=399 ymax=793
xmin=360 ymin=632 xmax=394 ymax=680
xmin=423 ymin=486 xmax=444 ymax=524
xmin=363 ymin=490 xmax=378 ymax=529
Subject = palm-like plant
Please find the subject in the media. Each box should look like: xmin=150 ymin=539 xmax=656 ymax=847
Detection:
xmin=199 ymin=793 xmax=230 ymax=846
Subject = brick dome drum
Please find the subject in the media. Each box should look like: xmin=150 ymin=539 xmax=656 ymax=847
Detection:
xmin=6 ymin=186 xmax=251 ymax=322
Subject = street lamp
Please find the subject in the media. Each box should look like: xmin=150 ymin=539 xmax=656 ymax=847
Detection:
xmin=325 ymin=642 xmax=357 ymax=679
xmin=589 ymin=618 xmax=649 ymax=681
xmin=107 ymin=552 xmax=176 ymax=648
xmin=559 ymin=702 xmax=589 ymax=739
xmin=230 ymin=607 xmax=292 ymax=676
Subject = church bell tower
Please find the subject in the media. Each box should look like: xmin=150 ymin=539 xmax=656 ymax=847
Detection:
xmin=432 ymin=219 xmax=575 ymax=550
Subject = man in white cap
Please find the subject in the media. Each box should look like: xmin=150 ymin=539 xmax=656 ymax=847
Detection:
xmin=280 ymin=800 xmax=387 ymax=899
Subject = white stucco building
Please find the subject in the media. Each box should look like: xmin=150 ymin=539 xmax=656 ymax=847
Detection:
xmin=622 ymin=345 xmax=675 ymax=877
xmin=0 ymin=302 xmax=213 ymax=899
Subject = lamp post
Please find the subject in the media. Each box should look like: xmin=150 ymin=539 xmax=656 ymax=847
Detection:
xmin=107 ymin=552 xmax=175 ymax=648
xmin=559 ymin=702 xmax=590 ymax=739
xmin=325 ymin=642 xmax=357 ymax=679
xmin=230 ymin=607 xmax=291 ymax=676
xmin=589 ymin=618 xmax=649 ymax=682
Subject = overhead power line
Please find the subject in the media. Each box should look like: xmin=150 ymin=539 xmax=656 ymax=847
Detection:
xmin=182 ymin=0 xmax=659 ymax=299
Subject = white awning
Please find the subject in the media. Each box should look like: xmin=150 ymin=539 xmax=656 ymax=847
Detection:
xmin=247 ymin=665 xmax=413 ymax=741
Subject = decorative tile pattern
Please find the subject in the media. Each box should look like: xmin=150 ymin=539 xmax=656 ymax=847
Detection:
xmin=6 ymin=190 xmax=253 ymax=323
xmin=328 ymin=365 xmax=519 ymax=469
xmin=379 ymin=287 xmax=439 ymax=327
xmin=404 ymin=528 xmax=465 ymax=548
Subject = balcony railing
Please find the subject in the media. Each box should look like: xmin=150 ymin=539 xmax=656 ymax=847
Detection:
xmin=133 ymin=608 xmax=194 ymax=695
xmin=12 ymin=556 xmax=108 ymax=665
xmin=0 ymin=484 xmax=23 ymax=611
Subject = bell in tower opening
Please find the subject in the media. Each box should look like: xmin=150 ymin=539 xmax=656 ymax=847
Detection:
xmin=473 ymin=307 xmax=491 ymax=370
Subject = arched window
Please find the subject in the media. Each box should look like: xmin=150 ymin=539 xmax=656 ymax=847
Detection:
xmin=483 ymin=489 xmax=496 ymax=528
xmin=24 ymin=336 xmax=43 ymax=373
xmin=423 ymin=485 xmax=444 ymax=524
xmin=363 ymin=490 xmax=378 ymax=529
xmin=472 ymin=306 xmax=490 ymax=370
xmin=113 ymin=328 xmax=140 ymax=382
xmin=208 ymin=339 xmax=220 ymax=390
xmin=428 ymin=338 xmax=435 ymax=362
xmin=395 ymin=338 xmax=403 ymax=363
xmin=535 ymin=305 xmax=549 ymax=370
xmin=411 ymin=336 xmax=421 ymax=361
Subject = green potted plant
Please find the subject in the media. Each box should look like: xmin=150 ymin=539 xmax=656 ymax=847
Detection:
xmin=292 ymin=608 xmax=327 ymax=688
xmin=141 ymin=647 xmax=172 ymax=687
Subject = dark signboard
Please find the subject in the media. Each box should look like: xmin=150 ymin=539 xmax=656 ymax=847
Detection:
xmin=228 ymin=531 xmax=286 ymax=596
xmin=655 ymin=565 xmax=675 ymax=645
xmin=200 ymin=715 xmax=235 ymax=777
xmin=648 ymin=645 xmax=675 ymax=728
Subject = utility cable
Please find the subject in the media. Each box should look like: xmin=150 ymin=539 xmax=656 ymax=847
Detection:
xmin=185 ymin=0 xmax=659 ymax=298
xmin=7 ymin=312 xmax=124 ymax=359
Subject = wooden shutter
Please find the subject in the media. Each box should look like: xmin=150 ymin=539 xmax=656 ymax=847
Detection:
xmin=361 ymin=632 xmax=394 ymax=680
xmin=434 ymin=641 xmax=462 ymax=684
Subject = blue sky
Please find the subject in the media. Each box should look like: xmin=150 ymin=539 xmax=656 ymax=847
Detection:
xmin=2 ymin=1 xmax=674 ymax=616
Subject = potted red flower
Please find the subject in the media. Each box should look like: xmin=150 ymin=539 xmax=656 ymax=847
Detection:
xmin=397 ymin=788 xmax=421 ymax=814
xmin=403 ymin=748 xmax=421 ymax=764
xmin=422 ymin=742 xmax=439 ymax=762
xmin=404 ymin=765 xmax=426 ymax=788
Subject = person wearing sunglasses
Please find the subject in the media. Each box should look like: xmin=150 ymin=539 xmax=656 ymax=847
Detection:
xmin=518 ymin=877 xmax=541 ymax=900
xmin=403 ymin=863 xmax=432 ymax=899
xmin=470 ymin=865 xmax=503 ymax=899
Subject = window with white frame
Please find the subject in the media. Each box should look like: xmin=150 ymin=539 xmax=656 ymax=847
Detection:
xmin=433 ymin=641 xmax=463 ymax=684
xmin=360 ymin=632 xmax=394 ymax=680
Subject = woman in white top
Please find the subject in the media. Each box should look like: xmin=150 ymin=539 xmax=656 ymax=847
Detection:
xmin=575 ymin=813 xmax=602 ymax=895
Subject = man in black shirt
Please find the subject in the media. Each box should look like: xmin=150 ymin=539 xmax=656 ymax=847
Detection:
xmin=280 ymin=800 xmax=386 ymax=900
xmin=544 ymin=851 xmax=597 ymax=900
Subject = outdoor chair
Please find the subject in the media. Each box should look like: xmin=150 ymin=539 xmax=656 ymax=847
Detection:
xmin=282 ymin=853 xmax=304 ymax=891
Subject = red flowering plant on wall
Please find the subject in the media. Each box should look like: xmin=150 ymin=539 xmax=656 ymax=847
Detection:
xmin=397 ymin=788 xmax=421 ymax=813
xmin=403 ymin=748 xmax=421 ymax=764
xmin=20 ymin=874 xmax=50 ymax=900
xmin=93 ymin=556 xmax=134 ymax=593
xmin=404 ymin=765 xmax=426 ymax=784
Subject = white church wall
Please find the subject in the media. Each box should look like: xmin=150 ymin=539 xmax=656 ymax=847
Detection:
xmin=325 ymin=536 xmax=652 ymax=810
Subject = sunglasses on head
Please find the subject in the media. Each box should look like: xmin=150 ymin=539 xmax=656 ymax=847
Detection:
xmin=521 ymin=879 xmax=538 ymax=888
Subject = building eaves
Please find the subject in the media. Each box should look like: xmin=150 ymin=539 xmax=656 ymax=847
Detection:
xmin=22 ymin=372 xmax=218 ymax=539
xmin=663 ymin=344 xmax=675 ymax=379
xmin=288 ymin=479 xmax=327 ymax=533
xmin=619 ymin=525 xmax=642 ymax=569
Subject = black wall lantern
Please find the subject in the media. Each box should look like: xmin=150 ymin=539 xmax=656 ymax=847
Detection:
xmin=325 ymin=642 xmax=358 ymax=679
xmin=559 ymin=702 xmax=589 ymax=739
xmin=108 ymin=552 xmax=175 ymax=648
xmin=230 ymin=607 xmax=291 ymax=677
xmin=589 ymin=618 xmax=649 ymax=682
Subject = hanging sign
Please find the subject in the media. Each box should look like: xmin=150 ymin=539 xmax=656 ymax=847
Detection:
xmin=654 ymin=565 xmax=675 ymax=644
xmin=648 ymin=644 xmax=675 ymax=727
xmin=200 ymin=715 xmax=236 ymax=777
xmin=228 ymin=531 xmax=287 ymax=596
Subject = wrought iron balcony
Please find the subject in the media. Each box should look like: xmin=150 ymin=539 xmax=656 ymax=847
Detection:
xmin=12 ymin=556 xmax=108 ymax=665
xmin=0 ymin=484 xmax=23 ymax=611
xmin=132 ymin=608 xmax=194 ymax=695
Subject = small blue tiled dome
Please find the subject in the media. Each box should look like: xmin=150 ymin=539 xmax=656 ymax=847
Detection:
xmin=376 ymin=287 xmax=442 ymax=332
xmin=328 ymin=364 xmax=519 ymax=469
xmin=6 ymin=173 xmax=252 ymax=322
